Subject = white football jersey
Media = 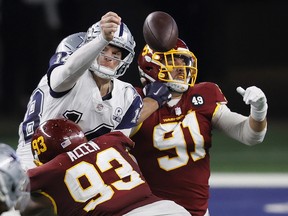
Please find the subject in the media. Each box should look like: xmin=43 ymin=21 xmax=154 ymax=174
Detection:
xmin=17 ymin=50 xmax=142 ymax=169
xmin=17 ymin=72 xmax=142 ymax=169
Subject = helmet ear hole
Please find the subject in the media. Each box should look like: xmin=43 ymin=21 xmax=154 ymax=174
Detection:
xmin=146 ymin=66 xmax=153 ymax=71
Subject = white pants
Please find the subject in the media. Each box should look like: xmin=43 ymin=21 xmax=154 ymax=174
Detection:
xmin=123 ymin=200 xmax=190 ymax=216
xmin=16 ymin=142 xmax=36 ymax=170
xmin=1 ymin=208 xmax=21 ymax=216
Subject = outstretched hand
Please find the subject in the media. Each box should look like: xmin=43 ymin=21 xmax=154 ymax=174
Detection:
xmin=236 ymin=86 xmax=267 ymax=110
xmin=236 ymin=86 xmax=268 ymax=121
xmin=100 ymin=11 xmax=121 ymax=41
xmin=143 ymin=82 xmax=172 ymax=108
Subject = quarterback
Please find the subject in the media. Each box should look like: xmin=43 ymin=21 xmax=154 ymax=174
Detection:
xmin=17 ymin=12 xmax=170 ymax=169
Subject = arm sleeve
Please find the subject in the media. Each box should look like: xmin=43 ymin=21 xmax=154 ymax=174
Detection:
xmin=212 ymin=104 xmax=267 ymax=146
xmin=115 ymin=86 xmax=143 ymax=130
xmin=50 ymin=34 xmax=109 ymax=92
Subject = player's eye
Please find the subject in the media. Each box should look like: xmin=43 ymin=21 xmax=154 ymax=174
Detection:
xmin=112 ymin=52 xmax=122 ymax=60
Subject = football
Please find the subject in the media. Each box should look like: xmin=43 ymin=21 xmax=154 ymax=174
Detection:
xmin=143 ymin=11 xmax=178 ymax=52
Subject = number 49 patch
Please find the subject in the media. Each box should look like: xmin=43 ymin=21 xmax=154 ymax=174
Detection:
xmin=191 ymin=95 xmax=204 ymax=106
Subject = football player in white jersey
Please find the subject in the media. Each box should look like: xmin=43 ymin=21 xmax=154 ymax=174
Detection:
xmin=0 ymin=143 xmax=30 ymax=216
xmin=17 ymin=11 xmax=171 ymax=170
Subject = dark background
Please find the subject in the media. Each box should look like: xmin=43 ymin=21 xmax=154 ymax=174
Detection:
xmin=1 ymin=0 xmax=287 ymax=124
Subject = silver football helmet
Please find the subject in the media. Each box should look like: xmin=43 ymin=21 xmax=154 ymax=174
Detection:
xmin=56 ymin=32 xmax=86 ymax=54
xmin=85 ymin=21 xmax=136 ymax=79
xmin=0 ymin=144 xmax=30 ymax=212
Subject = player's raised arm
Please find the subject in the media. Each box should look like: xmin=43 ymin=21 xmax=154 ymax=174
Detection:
xmin=50 ymin=12 xmax=121 ymax=92
xmin=236 ymin=86 xmax=268 ymax=132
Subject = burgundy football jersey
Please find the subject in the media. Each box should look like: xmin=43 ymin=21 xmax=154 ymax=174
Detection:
xmin=28 ymin=138 xmax=160 ymax=216
xmin=131 ymin=82 xmax=227 ymax=216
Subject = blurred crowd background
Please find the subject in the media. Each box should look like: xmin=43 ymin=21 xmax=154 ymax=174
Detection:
xmin=0 ymin=0 xmax=287 ymax=135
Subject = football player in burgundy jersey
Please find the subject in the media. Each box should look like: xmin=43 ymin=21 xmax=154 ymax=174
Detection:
xmin=17 ymin=11 xmax=170 ymax=170
xmin=22 ymin=118 xmax=190 ymax=216
xmin=129 ymin=39 xmax=268 ymax=216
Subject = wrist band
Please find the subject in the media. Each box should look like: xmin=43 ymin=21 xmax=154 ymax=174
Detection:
xmin=251 ymin=103 xmax=268 ymax=121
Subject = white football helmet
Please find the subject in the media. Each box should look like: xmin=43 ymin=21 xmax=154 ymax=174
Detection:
xmin=0 ymin=144 xmax=30 ymax=212
xmin=85 ymin=21 xmax=136 ymax=79
xmin=56 ymin=32 xmax=86 ymax=54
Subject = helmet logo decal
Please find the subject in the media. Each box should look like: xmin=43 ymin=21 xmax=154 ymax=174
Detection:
xmin=61 ymin=139 xmax=72 ymax=148
xmin=31 ymin=136 xmax=47 ymax=156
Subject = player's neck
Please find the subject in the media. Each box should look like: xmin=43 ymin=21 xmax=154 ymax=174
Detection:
xmin=171 ymin=91 xmax=182 ymax=99
xmin=94 ymin=77 xmax=113 ymax=97
xmin=168 ymin=93 xmax=182 ymax=107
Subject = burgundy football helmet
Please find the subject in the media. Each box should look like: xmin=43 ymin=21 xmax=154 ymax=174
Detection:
xmin=138 ymin=38 xmax=198 ymax=93
xmin=31 ymin=118 xmax=87 ymax=164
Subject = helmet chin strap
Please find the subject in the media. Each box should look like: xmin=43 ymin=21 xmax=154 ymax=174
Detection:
xmin=89 ymin=63 xmax=116 ymax=79
xmin=166 ymin=82 xmax=189 ymax=93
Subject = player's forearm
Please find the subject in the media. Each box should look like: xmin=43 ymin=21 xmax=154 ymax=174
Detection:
xmin=137 ymin=97 xmax=159 ymax=123
xmin=213 ymin=105 xmax=267 ymax=146
xmin=249 ymin=116 xmax=267 ymax=132
xmin=50 ymin=34 xmax=109 ymax=92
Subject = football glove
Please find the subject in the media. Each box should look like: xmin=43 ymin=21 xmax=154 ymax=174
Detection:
xmin=143 ymin=82 xmax=172 ymax=108
xmin=236 ymin=86 xmax=268 ymax=121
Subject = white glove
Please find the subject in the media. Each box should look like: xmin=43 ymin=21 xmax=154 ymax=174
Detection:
xmin=236 ymin=86 xmax=268 ymax=121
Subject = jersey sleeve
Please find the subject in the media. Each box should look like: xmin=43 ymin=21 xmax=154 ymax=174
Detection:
xmin=27 ymin=161 xmax=57 ymax=191
xmin=115 ymin=85 xmax=143 ymax=130
xmin=214 ymin=83 xmax=228 ymax=104
xmin=46 ymin=52 xmax=74 ymax=98
xmin=48 ymin=34 xmax=109 ymax=93
xmin=47 ymin=51 xmax=69 ymax=75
